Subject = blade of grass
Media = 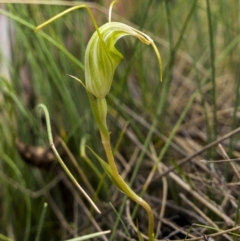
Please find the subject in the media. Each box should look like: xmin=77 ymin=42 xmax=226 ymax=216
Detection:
xmin=206 ymin=0 xmax=217 ymax=144
xmin=0 ymin=234 xmax=14 ymax=241
xmin=64 ymin=230 xmax=111 ymax=241
xmin=0 ymin=8 xmax=84 ymax=70
xmin=109 ymin=202 xmax=131 ymax=238
xmin=37 ymin=104 xmax=101 ymax=214
xmin=0 ymin=152 xmax=31 ymax=241
xmin=35 ymin=202 xmax=48 ymax=241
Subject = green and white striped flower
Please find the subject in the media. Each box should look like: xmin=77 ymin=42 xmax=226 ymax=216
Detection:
xmin=85 ymin=21 xmax=162 ymax=98
xmin=35 ymin=3 xmax=162 ymax=240
xmin=35 ymin=3 xmax=162 ymax=100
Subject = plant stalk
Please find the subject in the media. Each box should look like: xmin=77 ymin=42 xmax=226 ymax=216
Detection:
xmin=102 ymin=137 xmax=154 ymax=241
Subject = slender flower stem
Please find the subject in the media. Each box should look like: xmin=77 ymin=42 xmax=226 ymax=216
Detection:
xmin=101 ymin=136 xmax=154 ymax=241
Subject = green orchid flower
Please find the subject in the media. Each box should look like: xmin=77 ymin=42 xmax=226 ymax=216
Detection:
xmin=85 ymin=21 xmax=162 ymax=98
xmin=36 ymin=3 xmax=162 ymax=100
xmin=36 ymin=2 xmax=162 ymax=240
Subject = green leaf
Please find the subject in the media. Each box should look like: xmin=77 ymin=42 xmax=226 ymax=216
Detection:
xmin=86 ymin=146 xmax=125 ymax=193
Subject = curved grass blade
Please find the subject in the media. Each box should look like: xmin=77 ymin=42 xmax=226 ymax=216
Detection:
xmin=37 ymin=104 xmax=101 ymax=214
xmin=64 ymin=230 xmax=111 ymax=241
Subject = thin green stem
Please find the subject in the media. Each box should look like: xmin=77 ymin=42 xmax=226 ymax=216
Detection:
xmin=101 ymin=139 xmax=154 ymax=241
xmin=37 ymin=104 xmax=101 ymax=214
xmin=35 ymin=4 xmax=99 ymax=36
xmin=161 ymin=0 xmax=197 ymax=108
xmin=35 ymin=203 xmax=48 ymax=241
xmin=229 ymin=65 xmax=240 ymax=155
xmin=89 ymin=93 xmax=154 ymax=239
xmin=35 ymin=4 xmax=110 ymax=57
xmin=206 ymin=0 xmax=217 ymax=142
